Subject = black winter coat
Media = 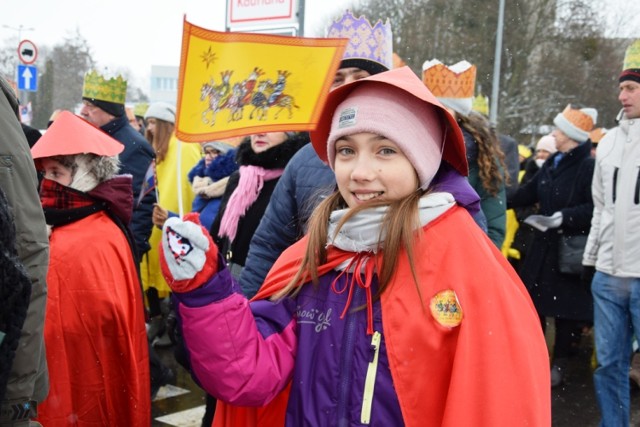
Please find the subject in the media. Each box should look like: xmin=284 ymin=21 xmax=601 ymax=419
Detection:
xmin=101 ymin=115 xmax=156 ymax=257
xmin=508 ymin=141 xmax=594 ymax=320
xmin=238 ymin=143 xmax=337 ymax=298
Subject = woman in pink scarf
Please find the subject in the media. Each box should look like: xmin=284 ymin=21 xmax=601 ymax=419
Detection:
xmin=210 ymin=131 xmax=307 ymax=284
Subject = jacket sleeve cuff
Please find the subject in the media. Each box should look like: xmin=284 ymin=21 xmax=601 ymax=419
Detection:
xmin=173 ymin=255 xmax=241 ymax=307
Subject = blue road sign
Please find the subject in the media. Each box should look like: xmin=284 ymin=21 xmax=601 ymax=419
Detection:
xmin=17 ymin=65 xmax=37 ymax=92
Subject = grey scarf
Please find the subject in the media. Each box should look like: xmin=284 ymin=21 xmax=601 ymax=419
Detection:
xmin=327 ymin=192 xmax=456 ymax=255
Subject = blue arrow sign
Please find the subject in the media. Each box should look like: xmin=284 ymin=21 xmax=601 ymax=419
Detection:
xmin=17 ymin=65 xmax=37 ymax=92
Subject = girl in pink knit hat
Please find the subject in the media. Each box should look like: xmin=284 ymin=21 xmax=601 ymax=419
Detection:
xmin=158 ymin=67 xmax=550 ymax=427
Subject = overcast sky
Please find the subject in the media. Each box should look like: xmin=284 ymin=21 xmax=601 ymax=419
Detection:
xmin=2 ymin=0 xmax=638 ymax=90
xmin=1 ymin=0 xmax=352 ymax=87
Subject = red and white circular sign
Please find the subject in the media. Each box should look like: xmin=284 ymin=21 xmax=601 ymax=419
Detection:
xmin=18 ymin=39 xmax=38 ymax=65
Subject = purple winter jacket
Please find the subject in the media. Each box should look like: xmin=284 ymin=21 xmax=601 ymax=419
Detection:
xmin=175 ymin=257 xmax=404 ymax=426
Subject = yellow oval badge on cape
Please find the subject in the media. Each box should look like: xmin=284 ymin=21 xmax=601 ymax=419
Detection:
xmin=430 ymin=290 xmax=463 ymax=327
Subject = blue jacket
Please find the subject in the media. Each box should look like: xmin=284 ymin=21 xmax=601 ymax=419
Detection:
xmin=187 ymin=150 xmax=238 ymax=231
xmin=101 ymin=115 xmax=156 ymax=257
xmin=240 ymin=143 xmax=486 ymax=299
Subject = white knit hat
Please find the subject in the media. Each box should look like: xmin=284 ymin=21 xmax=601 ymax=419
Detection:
xmin=535 ymin=134 xmax=557 ymax=155
xmin=144 ymin=101 xmax=176 ymax=124
xmin=553 ymin=104 xmax=597 ymax=143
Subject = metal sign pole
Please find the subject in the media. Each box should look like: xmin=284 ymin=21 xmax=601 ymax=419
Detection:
xmin=298 ymin=0 xmax=305 ymax=36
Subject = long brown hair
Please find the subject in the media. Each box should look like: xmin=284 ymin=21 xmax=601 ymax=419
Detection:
xmin=273 ymin=189 xmax=426 ymax=302
xmin=145 ymin=119 xmax=174 ymax=163
xmin=457 ymin=113 xmax=508 ymax=196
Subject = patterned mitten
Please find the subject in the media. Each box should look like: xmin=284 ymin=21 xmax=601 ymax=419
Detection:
xmin=159 ymin=212 xmax=218 ymax=293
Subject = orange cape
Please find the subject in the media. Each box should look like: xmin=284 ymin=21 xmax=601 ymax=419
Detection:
xmin=37 ymin=212 xmax=150 ymax=426
xmin=213 ymin=206 xmax=550 ymax=426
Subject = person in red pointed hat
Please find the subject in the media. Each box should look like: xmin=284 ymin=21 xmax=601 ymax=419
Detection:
xmin=31 ymin=111 xmax=150 ymax=427
xmin=156 ymin=67 xmax=550 ymax=427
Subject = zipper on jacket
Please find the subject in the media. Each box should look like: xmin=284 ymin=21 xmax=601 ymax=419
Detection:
xmin=635 ymin=168 xmax=640 ymax=204
xmin=613 ymin=167 xmax=618 ymax=203
xmin=337 ymin=285 xmax=361 ymax=426
xmin=360 ymin=331 xmax=382 ymax=425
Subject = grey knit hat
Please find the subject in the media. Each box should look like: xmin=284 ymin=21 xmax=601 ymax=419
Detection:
xmin=202 ymin=141 xmax=234 ymax=154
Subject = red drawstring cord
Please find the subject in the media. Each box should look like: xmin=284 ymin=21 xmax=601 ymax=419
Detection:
xmin=330 ymin=253 xmax=376 ymax=335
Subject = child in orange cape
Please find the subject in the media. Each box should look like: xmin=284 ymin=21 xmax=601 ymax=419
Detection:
xmin=159 ymin=67 xmax=550 ymax=426
xmin=32 ymin=111 xmax=150 ymax=426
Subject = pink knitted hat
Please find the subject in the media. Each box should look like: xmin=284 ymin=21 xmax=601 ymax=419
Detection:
xmin=310 ymin=67 xmax=467 ymax=181
xmin=326 ymin=83 xmax=444 ymax=189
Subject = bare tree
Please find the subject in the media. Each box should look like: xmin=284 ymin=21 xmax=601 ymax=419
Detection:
xmin=324 ymin=0 xmax=629 ymax=140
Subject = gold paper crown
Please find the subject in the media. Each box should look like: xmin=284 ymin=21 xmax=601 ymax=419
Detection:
xmin=133 ymin=102 xmax=149 ymax=117
xmin=422 ymin=60 xmax=476 ymax=99
xmin=623 ymin=39 xmax=640 ymax=71
xmin=82 ymin=70 xmax=127 ymax=105
xmin=472 ymin=94 xmax=489 ymax=116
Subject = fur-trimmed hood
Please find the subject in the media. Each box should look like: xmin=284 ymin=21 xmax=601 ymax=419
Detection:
xmin=188 ymin=149 xmax=239 ymax=183
xmin=235 ymin=132 xmax=308 ymax=169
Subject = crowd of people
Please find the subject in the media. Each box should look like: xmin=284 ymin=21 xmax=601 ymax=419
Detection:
xmin=0 ymin=8 xmax=639 ymax=427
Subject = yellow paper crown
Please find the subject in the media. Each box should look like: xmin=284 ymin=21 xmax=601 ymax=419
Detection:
xmin=82 ymin=70 xmax=127 ymax=104
xmin=422 ymin=60 xmax=476 ymax=99
xmin=472 ymin=94 xmax=489 ymax=116
xmin=623 ymin=40 xmax=640 ymax=71
xmin=133 ymin=102 xmax=149 ymax=117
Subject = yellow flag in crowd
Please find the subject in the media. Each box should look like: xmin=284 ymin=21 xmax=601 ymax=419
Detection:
xmin=175 ymin=18 xmax=348 ymax=142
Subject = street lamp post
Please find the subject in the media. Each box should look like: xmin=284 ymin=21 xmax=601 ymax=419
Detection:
xmin=3 ymin=24 xmax=35 ymax=44
xmin=489 ymin=0 xmax=505 ymax=126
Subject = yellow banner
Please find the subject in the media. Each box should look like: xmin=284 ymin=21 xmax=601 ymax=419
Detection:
xmin=176 ymin=18 xmax=347 ymax=142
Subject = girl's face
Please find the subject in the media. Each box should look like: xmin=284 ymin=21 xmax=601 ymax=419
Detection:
xmin=250 ymin=132 xmax=287 ymax=154
xmin=41 ymin=158 xmax=73 ymax=186
xmin=334 ymin=132 xmax=419 ymax=208
xmin=146 ymin=117 xmax=157 ymax=136
xmin=202 ymin=146 xmax=220 ymax=168
xmin=535 ymin=149 xmax=552 ymax=161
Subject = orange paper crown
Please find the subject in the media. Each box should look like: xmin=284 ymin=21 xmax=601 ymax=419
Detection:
xmin=422 ymin=60 xmax=476 ymax=99
xmin=589 ymin=127 xmax=607 ymax=143
xmin=561 ymin=104 xmax=594 ymax=132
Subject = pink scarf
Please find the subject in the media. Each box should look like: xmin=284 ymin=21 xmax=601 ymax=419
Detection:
xmin=218 ymin=165 xmax=284 ymax=242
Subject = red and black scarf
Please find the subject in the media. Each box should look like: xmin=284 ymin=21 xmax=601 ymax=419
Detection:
xmin=39 ymin=178 xmax=105 ymax=227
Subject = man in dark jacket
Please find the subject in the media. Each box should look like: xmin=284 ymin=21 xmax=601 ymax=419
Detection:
xmin=79 ymin=70 xmax=155 ymax=258
xmin=0 ymin=76 xmax=49 ymax=426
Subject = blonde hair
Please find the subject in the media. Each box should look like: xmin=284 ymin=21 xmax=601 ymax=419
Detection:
xmin=273 ymin=190 xmax=425 ymax=302
xmin=145 ymin=119 xmax=174 ymax=163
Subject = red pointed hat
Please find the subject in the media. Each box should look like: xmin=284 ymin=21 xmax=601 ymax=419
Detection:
xmin=309 ymin=66 xmax=468 ymax=177
xmin=31 ymin=110 xmax=124 ymax=159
